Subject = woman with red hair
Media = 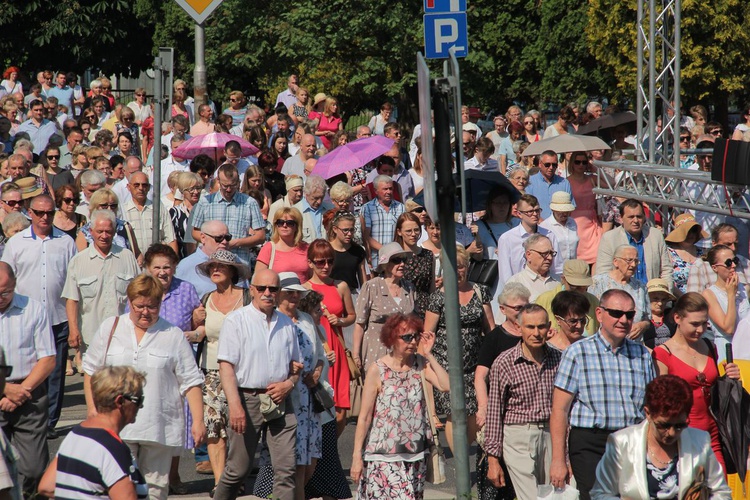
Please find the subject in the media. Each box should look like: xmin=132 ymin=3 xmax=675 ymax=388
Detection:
xmin=1 ymin=67 xmax=22 ymax=95
xmin=591 ymin=375 xmax=731 ymax=499
xmin=304 ymin=239 xmax=356 ymax=437
xmin=351 ymin=313 xmax=449 ymax=499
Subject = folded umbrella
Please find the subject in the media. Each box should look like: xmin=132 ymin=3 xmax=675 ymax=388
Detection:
xmin=710 ymin=367 xmax=750 ymax=485
xmin=576 ymin=111 xmax=637 ymax=136
xmin=172 ymin=132 xmax=259 ymax=161
xmin=311 ymin=135 xmax=396 ymax=179
xmin=522 ymin=134 xmax=611 ymax=157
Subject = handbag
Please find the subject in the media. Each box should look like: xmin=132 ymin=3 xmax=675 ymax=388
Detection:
xmin=467 ymin=258 xmax=498 ymax=289
xmin=681 ymin=466 xmax=709 ymax=500
xmin=346 ymin=375 xmax=364 ymax=420
xmin=421 ymin=363 xmax=446 ymax=484
xmin=310 ymin=382 xmax=335 ymax=413
xmin=333 ymin=325 xmax=361 ymax=379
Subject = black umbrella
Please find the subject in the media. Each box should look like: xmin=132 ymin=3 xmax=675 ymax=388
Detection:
xmin=412 ymin=170 xmax=521 ymax=213
xmin=709 ymin=348 xmax=750 ymax=485
xmin=576 ymin=111 xmax=638 ymax=137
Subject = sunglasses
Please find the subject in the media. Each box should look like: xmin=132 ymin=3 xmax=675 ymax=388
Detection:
xmin=679 ymin=136 xmax=690 ymax=142
xmin=30 ymin=208 xmax=55 ymax=218
xmin=709 ymin=130 xmax=722 ymax=136
xmin=2 ymin=200 xmax=21 ymax=207
xmin=573 ymin=160 xmax=589 ymax=165
xmin=541 ymin=162 xmax=558 ymax=168
xmin=99 ymin=203 xmax=118 ymax=210
xmin=275 ymin=219 xmax=297 ymax=228
xmin=253 ymin=285 xmax=279 ymax=293
xmin=523 ymin=120 xmax=534 ymax=124
xmin=715 ymin=256 xmax=740 ymax=268
xmin=390 ymin=256 xmax=408 ymax=265
xmin=47 ymin=155 xmax=60 ymax=160
xmin=132 ymin=182 xmax=150 ymax=189
xmin=204 ymin=232 xmax=232 ymax=243
xmin=399 ymin=332 xmax=422 ymax=343
xmin=312 ymin=258 xmax=334 ymax=267
xmin=601 ymin=307 xmax=636 ymax=320
xmin=122 ymin=393 xmax=144 ymax=408
xmin=61 ymin=197 xmax=76 ymax=204
xmin=653 ymin=421 xmax=688 ymax=431
xmin=556 ymin=315 xmax=588 ymax=327
xmin=136 ymin=93 xmax=146 ymax=97
xmin=411 ymin=207 xmax=426 ymax=213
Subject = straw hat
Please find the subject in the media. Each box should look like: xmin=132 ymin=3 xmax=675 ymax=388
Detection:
xmin=375 ymin=242 xmax=412 ymax=274
xmin=15 ymin=176 xmax=44 ymax=200
xmin=549 ymin=191 xmax=576 ymax=212
xmin=647 ymin=278 xmax=676 ymax=301
xmin=196 ymin=250 xmax=251 ymax=282
xmin=562 ymin=259 xmax=592 ymax=287
xmin=665 ymin=213 xmax=708 ymax=243
xmin=313 ymin=93 xmax=328 ymax=107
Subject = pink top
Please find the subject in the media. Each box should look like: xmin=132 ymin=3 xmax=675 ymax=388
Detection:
xmin=318 ymin=114 xmax=342 ymax=150
xmin=257 ymin=241 xmax=311 ymax=283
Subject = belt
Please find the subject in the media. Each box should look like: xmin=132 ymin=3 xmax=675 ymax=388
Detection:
xmin=240 ymin=388 xmax=267 ymax=395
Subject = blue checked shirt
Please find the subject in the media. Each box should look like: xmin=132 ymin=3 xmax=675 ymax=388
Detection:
xmin=362 ymin=198 xmax=405 ymax=266
xmin=191 ymin=191 xmax=265 ymax=265
xmin=554 ymin=332 xmax=655 ymax=430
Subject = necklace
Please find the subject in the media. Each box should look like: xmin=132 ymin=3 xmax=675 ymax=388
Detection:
xmin=647 ymin=446 xmax=676 ymax=468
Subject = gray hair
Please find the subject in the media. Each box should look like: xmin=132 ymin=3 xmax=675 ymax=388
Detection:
xmin=614 ymin=244 xmax=637 ymax=259
xmin=89 ymin=209 xmax=116 ymax=228
xmin=304 ymin=174 xmax=327 ymax=195
xmin=586 ymin=101 xmax=602 ymax=113
xmin=373 ymin=174 xmax=393 ymax=190
xmin=80 ymin=169 xmax=107 ymax=187
xmin=498 ymin=282 xmax=531 ymax=305
xmin=1 ymin=211 xmax=30 ymax=235
xmin=523 ymin=233 xmax=551 ymax=251
xmin=329 ymin=181 xmax=353 ymax=200
xmin=13 ymin=139 xmax=33 ymax=153
xmin=90 ymin=79 xmax=103 ymax=89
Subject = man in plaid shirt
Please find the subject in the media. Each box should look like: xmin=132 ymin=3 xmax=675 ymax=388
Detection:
xmin=485 ymin=304 xmax=561 ymax=500
xmin=549 ymin=289 xmax=655 ymax=500
xmin=361 ymin=175 xmax=405 ymax=268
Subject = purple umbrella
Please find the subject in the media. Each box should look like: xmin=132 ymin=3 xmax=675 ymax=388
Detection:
xmin=172 ymin=132 xmax=259 ymax=161
xmin=311 ymin=135 xmax=396 ymax=179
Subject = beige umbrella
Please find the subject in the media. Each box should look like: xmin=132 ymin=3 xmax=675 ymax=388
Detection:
xmin=521 ymin=133 xmax=611 ymax=156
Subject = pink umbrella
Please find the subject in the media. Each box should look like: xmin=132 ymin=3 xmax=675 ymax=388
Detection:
xmin=311 ymin=135 xmax=396 ymax=179
xmin=172 ymin=132 xmax=259 ymax=161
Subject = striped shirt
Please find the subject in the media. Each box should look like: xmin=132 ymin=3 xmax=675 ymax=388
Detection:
xmin=0 ymin=294 xmax=55 ymax=381
xmin=55 ymin=425 xmax=148 ymax=499
xmin=554 ymin=332 xmax=656 ymax=430
xmin=484 ymin=343 xmax=561 ymax=457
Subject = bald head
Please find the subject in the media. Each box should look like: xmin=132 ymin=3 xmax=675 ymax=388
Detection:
xmin=200 ymin=220 xmax=230 ymax=254
xmin=125 ymin=156 xmax=143 ymax=179
xmin=301 ymin=134 xmax=316 ymax=160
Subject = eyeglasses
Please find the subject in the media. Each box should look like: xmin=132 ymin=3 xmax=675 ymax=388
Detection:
xmin=99 ymin=203 xmax=118 ymax=210
xmin=390 ymin=256 xmax=408 ymax=265
xmin=518 ymin=208 xmax=542 ymax=216
xmin=399 ymin=332 xmax=421 ymax=343
xmin=132 ymin=182 xmax=150 ymax=189
xmin=122 ymin=393 xmax=144 ymax=409
xmin=653 ymin=420 xmax=688 ymax=431
xmin=312 ymin=258 xmax=334 ymax=267
xmin=220 ymin=182 xmax=238 ymax=190
xmin=252 ymin=285 xmax=279 ymax=293
xmin=184 ymin=186 xmax=202 ymax=193
xmin=401 ymin=228 xmax=421 ymax=235
xmin=601 ymin=307 xmax=637 ymax=320
xmin=62 ymin=197 xmax=76 ymax=204
xmin=714 ymin=256 xmax=740 ymax=268
xmin=132 ymin=303 xmax=159 ymax=313
xmin=523 ymin=120 xmax=534 ymax=125
xmin=541 ymin=162 xmax=558 ymax=168
xmin=529 ymin=249 xmax=557 ymax=259
xmin=47 ymin=155 xmax=60 ymax=160
xmin=203 ymin=232 xmax=232 ymax=243
xmin=556 ymin=315 xmax=588 ymax=327
xmin=275 ymin=219 xmax=297 ymax=228
xmin=335 ymin=226 xmax=354 ymax=234
xmin=573 ymin=160 xmax=589 ymax=165
xmin=1 ymin=200 xmax=21 ymax=207
xmin=30 ymin=208 xmax=55 ymax=218
xmin=616 ymin=257 xmax=640 ymax=265
xmin=229 ymin=98 xmax=238 ymax=103
xmin=502 ymin=303 xmax=526 ymax=312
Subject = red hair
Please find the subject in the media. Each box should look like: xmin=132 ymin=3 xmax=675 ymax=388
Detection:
xmin=380 ymin=313 xmax=423 ymax=348
xmin=3 ymin=67 xmax=20 ymax=80
xmin=645 ymin=375 xmax=693 ymax=419
xmin=307 ymin=239 xmax=334 ymax=261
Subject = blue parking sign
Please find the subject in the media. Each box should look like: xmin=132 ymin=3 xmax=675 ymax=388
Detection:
xmin=424 ymin=0 xmax=467 ymax=12
xmin=424 ymin=12 xmax=468 ymax=59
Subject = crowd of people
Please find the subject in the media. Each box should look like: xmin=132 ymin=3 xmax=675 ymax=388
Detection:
xmin=0 ymin=67 xmax=748 ymax=500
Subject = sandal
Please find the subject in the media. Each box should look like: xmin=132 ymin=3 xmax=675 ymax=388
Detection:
xmin=433 ymin=415 xmax=445 ymax=430
xmin=168 ymin=481 xmax=188 ymax=495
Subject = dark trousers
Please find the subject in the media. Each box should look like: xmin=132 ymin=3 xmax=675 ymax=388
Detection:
xmin=0 ymin=385 xmax=49 ymax=497
xmin=48 ymin=322 xmax=69 ymax=429
xmin=568 ymin=427 xmax=612 ymax=500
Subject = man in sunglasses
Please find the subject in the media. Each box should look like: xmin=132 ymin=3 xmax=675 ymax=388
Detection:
xmin=0 ymin=264 xmax=55 ymax=497
xmin=526 ymin=150 xmax=574 ymax=220
xmin=1 ymin=193 xmax=78 ymax=444
xmin=176 ymin=220 xmax=234 ymax=297
xmin=215 ymin=269 xmax=302 ymax=500
xmin=550 ymin=289 xmax=655 ymax=499
xmin=123 ymin=171 xmax=177 ymax=254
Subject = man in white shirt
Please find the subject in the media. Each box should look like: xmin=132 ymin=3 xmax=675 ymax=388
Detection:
xmin=464 ymin=137 xmax=500 ymax=172
xmin=122 ymin=172 xmax=177 ymax=254
xmin=1 ymin=194 xmax=76 ymax=441
xmin=507 ymin=234 xmax=561 ymax=301
xmin=282 ymin=134 xmax=317 ymax=179
xmin=275 ymin=74 xmax=299 ymax=109
xmin=214 ymin=269 xmax=302 ymax=500
xmin=496 ymin=194 xmax=563 ymax=289
xmin=540 ymin=192 xmax=579 ymax=261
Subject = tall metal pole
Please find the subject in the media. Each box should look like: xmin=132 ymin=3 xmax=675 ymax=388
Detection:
xmin=648 ymin=0 xmax=656 ymax=164
xmin=194 ymin=23 xmax=207 ymax=121
xmin=433 ymin=81 xmax=471 ymax=500
xmin=152 ymin=56 xmax=163 ymax=246
xmin=636 ymin=0 xmax=645 ymax=161
xmin=672 ymin=0 xmax=682 ymax=169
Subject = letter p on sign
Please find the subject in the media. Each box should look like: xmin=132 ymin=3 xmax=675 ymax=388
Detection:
xmin=423 ymin=12 xmax=468 ymax=59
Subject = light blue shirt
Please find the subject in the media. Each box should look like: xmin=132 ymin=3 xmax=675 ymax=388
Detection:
xmin=46 ymin=85 xmax=75 ymax=112
xmin=15 ymin=118 xmax=61 ymax=154
xmin=175 ymin=247 xmax=214 ymax=298
xmin=298 ymin=198 xmax=325 ymax=239
xmin=526 ymin=172 xmax=574 ymax=219
xmin=0 ymin=294 xmax=56 ymax=382
xmin=626 ymin=231 xmax=648 ymax=284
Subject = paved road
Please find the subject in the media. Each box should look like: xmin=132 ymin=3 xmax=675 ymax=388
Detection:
xmin=51 ymin=374 xmax=479 ymax=499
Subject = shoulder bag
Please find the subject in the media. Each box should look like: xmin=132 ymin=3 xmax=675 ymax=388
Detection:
xmin=467 ymin=220 xmax=499 ymax=289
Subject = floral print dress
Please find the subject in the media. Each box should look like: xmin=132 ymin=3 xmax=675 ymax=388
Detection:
xmin=358 ymin=357 xmax=432 ymax=500
xmin=668 ymin=246 xmax=703 ymax=295
xmin=404 ymin=248 xmax=435 ymax=317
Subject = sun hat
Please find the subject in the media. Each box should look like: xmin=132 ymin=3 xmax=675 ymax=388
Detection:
xmin=278 ymin=272 xmax=309 ymax=294
xmin=646 ymin=278 xmax=676 ymax=301
xmin=549 ymin=191 xmax=576 ymax=212
xmin=313 ymin=93 xmax=328 ymax=107
xmin=562 ymin=259 xmax=592 ymax=287
xmin=15 ymin=176 xmax=44 ymax=200
xmin=665 ymin=213 xmax=708 ymax=243
xmin=375 ymin=242 xmax=412 ymax=274
xmin=196 ymin=250 xmax=251 ymax=282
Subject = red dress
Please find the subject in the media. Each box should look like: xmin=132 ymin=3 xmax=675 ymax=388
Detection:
xmin=653 ymin=345 xmax=726 ymax=471
xmin=309 ymin=281 xmax=351 ymax=409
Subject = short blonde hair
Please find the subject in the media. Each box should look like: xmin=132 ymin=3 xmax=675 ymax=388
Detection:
xmin=90 ymin=366 xmax=147 ymax=413
xmin=126 ymin=274 xmax=164 ymax=304
xmin=329 ymin=181 xmax=353 ymax=201
xmin=167 ymin=171 xmax=181 ymax=191
xmin=271 ymin=207 xmax=303 ymax=245
xmin=89 ymin=188 xmax=119 ymax=211
xmin=176 ymin=172 xmax=203 ymax=193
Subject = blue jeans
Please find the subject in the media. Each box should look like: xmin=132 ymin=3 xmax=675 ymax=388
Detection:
xmin=48 ymin=322 xmax=69 ymax=429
